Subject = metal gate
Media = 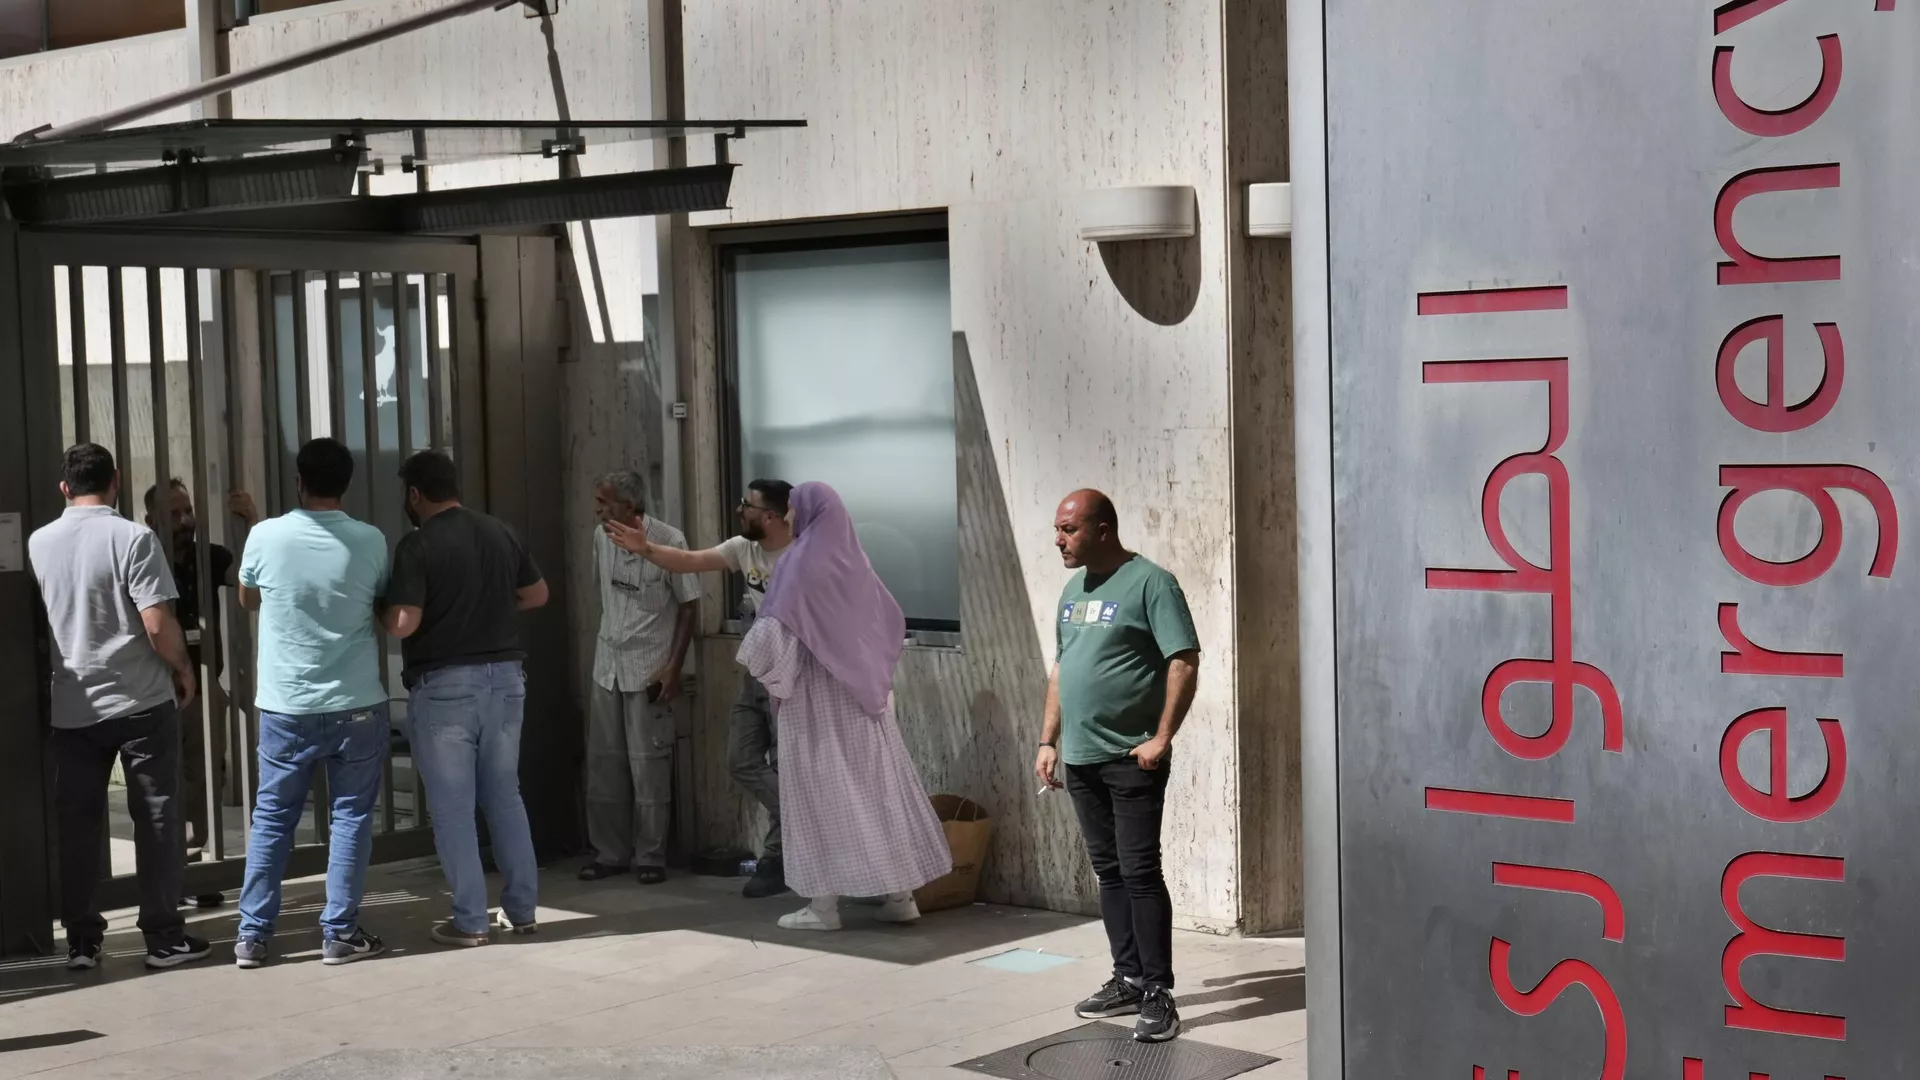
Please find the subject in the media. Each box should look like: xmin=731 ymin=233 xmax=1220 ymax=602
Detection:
xmin=15 ymin=229 xmax=484 ymax=909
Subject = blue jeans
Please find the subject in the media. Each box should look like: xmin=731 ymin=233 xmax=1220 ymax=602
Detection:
xmin=406 ymin=661 xmax=538 ymax=934
xmin=238 ymin=703 xmax=389 ymax=942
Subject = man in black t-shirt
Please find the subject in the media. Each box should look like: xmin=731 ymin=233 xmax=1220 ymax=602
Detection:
xmin=382 ymin=451 xmax=549 ymax=948
xmin=146 ymin=480 xmax=258 ymax=905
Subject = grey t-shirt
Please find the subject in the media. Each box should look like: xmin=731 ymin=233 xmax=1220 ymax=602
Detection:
xmin=29 ymin=505 xmax=179 ymax=728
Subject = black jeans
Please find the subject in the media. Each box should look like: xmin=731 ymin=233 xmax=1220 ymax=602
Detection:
xmin=54 ymin=703 xmax=187 ymax=951
xmin=1066 ymin=756 xmax=1174 ymax=990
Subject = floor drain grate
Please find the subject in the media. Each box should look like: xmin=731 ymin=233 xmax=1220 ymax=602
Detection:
xmin=956 ymin=1022 xmax=1277 ymax=1080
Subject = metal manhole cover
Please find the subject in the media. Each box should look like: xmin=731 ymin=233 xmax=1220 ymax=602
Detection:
xmin=957 ymin=1022 xmax=1277 ymax=1080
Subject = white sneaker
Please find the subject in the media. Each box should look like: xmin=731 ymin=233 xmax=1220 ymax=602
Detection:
xmin=777 ymin=902 xmax=842 ymax=932
xmin=874 ymin=896 xmax=921 ymax=924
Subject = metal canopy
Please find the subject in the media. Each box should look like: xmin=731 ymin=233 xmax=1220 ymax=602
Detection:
xmin=0 ymin=118 xmax=804 ymax=176
xmin=0 ymin=118 xmax=804 ymax=233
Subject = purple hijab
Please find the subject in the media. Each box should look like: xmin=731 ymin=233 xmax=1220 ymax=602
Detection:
xmin=758 ymin=482 xmax=905 ymax=716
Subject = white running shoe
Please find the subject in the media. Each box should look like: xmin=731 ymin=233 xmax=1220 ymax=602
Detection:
xmin=874 ymin=896 xmax=921 ymax=924
xmin=777 ymin=899 xmax=842 ymax=931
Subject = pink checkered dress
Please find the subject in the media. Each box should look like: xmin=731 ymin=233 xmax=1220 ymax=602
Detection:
xmin=738 ymin=618 xmax=952 ymax=899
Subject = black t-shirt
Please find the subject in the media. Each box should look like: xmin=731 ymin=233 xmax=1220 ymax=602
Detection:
xmin=175 ymin=543 xmax=235 ymax=675
xmin=387 ymin=506 xmax=542 ymax=680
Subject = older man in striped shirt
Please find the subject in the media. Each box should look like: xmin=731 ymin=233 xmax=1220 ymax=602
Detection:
xmin=580 ymin=470 xmax=700 ymax=885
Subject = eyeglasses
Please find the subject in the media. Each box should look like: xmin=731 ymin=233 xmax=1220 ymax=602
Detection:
xmin=738 ymin=499 xmax=771 ymax=513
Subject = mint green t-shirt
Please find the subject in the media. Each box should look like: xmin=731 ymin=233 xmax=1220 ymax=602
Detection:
xmin=240 ymin=509 xmax=390 ymax=716
xmin=1055 ymin=556 xmax=1200 ymax=765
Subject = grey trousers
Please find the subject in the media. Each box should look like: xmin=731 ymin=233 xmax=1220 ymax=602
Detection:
xmin=585 ymin=682 xmax=675 ymax=869
xmin=55 ymin=703 xmax=188 ymax=951
xmin=729 ymin=674 xmax=781 ymax=860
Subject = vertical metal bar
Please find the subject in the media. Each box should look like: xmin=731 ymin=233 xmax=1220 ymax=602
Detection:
xmin=359 ymin=273 xmax=377 ymax=518
xmin=257 ymin=273 xmax=282 ymax=513
xmin=291 ymin=271 xmax=312 ymax=447
xmin=100 ymin=266 xmax=143 ymax=878
xmin=452 ymin=269 xmax=484 ymax=512
xmin=361 ymin=272 xmax=396 ymax=834
xmin=147 ymin=268 xmax=174 ymax=569
xmin=325 ymin=272 xmax=346 ymax=441
xmin=390 ymin=275 xmax=414 ymax=833
xmin=314 ymin=271 xmax=345 ymax=850
xmin=425 ymin=275 xmax=445 ymax=453
xmin=226 ymin=270 xmax=258 ymax=843
xmin=68 ymin=266 xmax=89 ymax=445
xmin=183 ymin=271 xmax=222 ymax=862
xmin=394 ymin=274 xmax=414 ymax=460
xmin=316 ymin=280 xmax=339 ymax=842
xmin=108 ymin=269 xmax=131 ymax=517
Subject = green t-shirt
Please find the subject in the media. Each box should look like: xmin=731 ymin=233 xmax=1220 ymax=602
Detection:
xmin=1055 ymin=556 xmax=1200 ymax=765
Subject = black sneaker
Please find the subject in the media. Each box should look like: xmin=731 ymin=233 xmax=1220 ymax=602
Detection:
xmin=66 ymin=944 xmax=102 ymax=971
xmin=145 ymin=935 xmax=212 ymax=970
xmin=1133 ymin=986 xmax=1181 ymax=1043
xmin=742 ymin=856 xmax=790 ymax=899
xmin=1074 ymin=974 xmax=1145 ymax=1019
xmin=321 ymin=929 xmax=385 ymax=966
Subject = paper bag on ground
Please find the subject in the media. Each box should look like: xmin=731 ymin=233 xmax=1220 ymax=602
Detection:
xmin=914 ymin=794 xmax=992 ymax=913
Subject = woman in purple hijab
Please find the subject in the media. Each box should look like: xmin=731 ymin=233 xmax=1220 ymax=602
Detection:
xmin=737 ymin=482 xmax=951 ymax=930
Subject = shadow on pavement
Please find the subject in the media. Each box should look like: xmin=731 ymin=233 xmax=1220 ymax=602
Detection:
xmin=0 ymin=861 xmax=1093 ymax=1010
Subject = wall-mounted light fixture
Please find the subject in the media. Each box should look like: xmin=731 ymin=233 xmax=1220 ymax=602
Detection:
xmin=1246 ymin=182 xmax=1293 ymax=238
xmin=1077 ymin=185 xmax=1196 ymax=242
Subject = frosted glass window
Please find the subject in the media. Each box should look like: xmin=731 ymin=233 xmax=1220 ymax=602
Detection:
xmin=732 ymin=241 xmax=959 ymax=628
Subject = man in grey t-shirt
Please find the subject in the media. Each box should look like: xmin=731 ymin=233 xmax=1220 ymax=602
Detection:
xmin=28 ymin=444 xmax=210 ymax=972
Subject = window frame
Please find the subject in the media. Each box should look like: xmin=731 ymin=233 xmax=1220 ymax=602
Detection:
xmin=713 ymin=213 xmax=960 ymax=637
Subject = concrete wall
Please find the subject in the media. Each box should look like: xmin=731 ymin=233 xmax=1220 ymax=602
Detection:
xmin=679 ymin=0 xmax=1254 ymax=929
xmin=1223 ymin=0 xmax=1302 ymax=933
xmin=0 ymin=30 xmax=188 ymax=138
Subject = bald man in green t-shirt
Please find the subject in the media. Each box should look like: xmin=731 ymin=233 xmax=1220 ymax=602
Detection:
xmin=1035 ymin=489 xmax=1199 ymax=1045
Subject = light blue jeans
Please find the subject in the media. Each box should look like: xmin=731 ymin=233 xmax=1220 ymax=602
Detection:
xmin=406 ymin=661 xmax=539 ymax=934
xmin=238 ymin=703 xmax=389 ymax=942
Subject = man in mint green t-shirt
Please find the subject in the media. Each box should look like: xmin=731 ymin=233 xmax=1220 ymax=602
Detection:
xmin=233 ymin=438 xmax=391 ymax=969
xmin=1035 ymin=489 xmax=1199 ymax=1044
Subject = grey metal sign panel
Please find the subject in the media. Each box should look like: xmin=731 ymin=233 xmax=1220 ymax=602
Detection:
xmin=1317 ymin=1 xmax=1920 ymax=1077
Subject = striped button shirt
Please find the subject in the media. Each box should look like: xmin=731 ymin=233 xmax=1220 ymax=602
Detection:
xmin=592 ymin=517 xmax=701 ymax=693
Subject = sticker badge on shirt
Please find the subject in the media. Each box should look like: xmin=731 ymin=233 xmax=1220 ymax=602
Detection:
xmin=1064 ymin=601 xmax=1118 ymax=626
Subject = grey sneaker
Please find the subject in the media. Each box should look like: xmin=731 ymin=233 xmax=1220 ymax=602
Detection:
xmin=1132 ymin=986 xmax=1181 ymax=1043
xmin=430 ymin=921 xmax=491 ymax=948
xmin=233 ymin=935 xmax=268 ymax=969
xmin=1075 ymin=974 xmax=1144 ymax=1019
xmin=321 ymin=929 xmax=385 ymax=966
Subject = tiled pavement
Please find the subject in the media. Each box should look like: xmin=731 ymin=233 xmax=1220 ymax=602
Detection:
xmin=0 ymin=861 xmax=1307 ymax=1079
